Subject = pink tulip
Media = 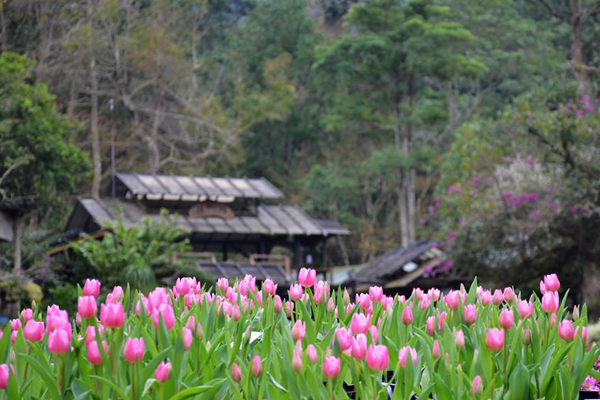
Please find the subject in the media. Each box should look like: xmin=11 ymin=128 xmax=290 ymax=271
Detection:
xmin=445 ymin=291 xmax=460 ymax=310
xmin=432 ymin=340 xmax=441 ymax=359
xmin=327 ymin=297 xmax=335 ymax=313
xmin=323 ymin=356 xmax=341 ymax=379
xmin=262 ymin=279 xmax=278 ymax=296
xmin=336 ymin=327 xmax=352 ymax=351
xmin=251 ymin=355 xmax=262 ymax=377
xmin=152 ymin=304 xmax=175 ymax=330
xmin=21 ymin=309 xmax=33 ymax=323
xmin=78 ymin=296 xmax=97 ymax=319
xmin=486 ymin=328 xmax=504 ymax=352
xmin=148 ymin=288 xmax=170 ymax=312
xmin=480 ymin=290 xmax=492 ymax=306
xmin=369 ymin=325 xmax=379 ymax=344
xmin=454 ymin=330 xmax=465 ymax=348
xmin=83 ymin=279 xmax=101 ymax=298
xmin=217 ymin=278 xmax=229 ymax=292
xmin=543 ymin=274 xmax=560 ymax=292
xmin=232 ymin=363 xmax=242 ymax=382
xmin=472 ymin=375 xmax=483 ymax=395
xmin=503 ymin=287 xmax=515 ymax=303
xmin=291 ymin=320 xmax=306 ymax=342
xmin=357 ymin=293 xmax=372 ymax=312
xmin=558 ymin=320 xmax=575 ymax=341
xmin=183 ymin=327 xmax=193 ymax=350
xmin=438 ymin=312 xmax=448 ymax=331
xmin=398 ymin=346 xmax=418 ymax=368
xmin=124 ymin=338 xmax=145 ymax=363
xmin=0 ymin=364 xmax=12 ymax=389
xmin=85 ymin=325 xmax=104 ymax=346
xmin=155 ymin=361 xmax=172 ymax=383
xmin=350 ymin=313 xmax=371 ymax=335
xmin=517 ymin=300 xmax=533 ymax=319
xmin=107 ymin=286 xmax=124 ymax=303
xmin=10 ymin=332 xmax=16 ymax=344
xmin=492 ymin=290 xmax=503 ymax=305
xmin=426 ymin=316 xmax=436 ymax=336
xmin=87 ymin=340 xmax=107 ymax=365
xmin=100 ymin=302 xmax=125 ymax=329
xmin=541 ymin=292 xmax=559 ymax=313
xmin=274 ymin=295 xmax=283 ymax=313
xmin=463 ymin=304 xmax=477 ymax=325
xmin=136 ymin=295 xmax=149 ymax=317
xmin=23 ymin=320 xmax=44 ymax=342
xmin=540 ymin=281 xmax=547 ymax=295
xmin=306 ymin=344 xmax=318 ymax=364
xmin=402 ymin=306 xmax=413 ymax=325
xmin=298 ymin=268 xmax=316 ymax=287
xmin=313 ymin=281 xmax=329 ymax=304
xmin=289 ymin=284 xmax=303 ymax=301
xmin=9 ymin=319 xmax=20 ymax=331
xmin=367 ymin=345 xmax=389 ymax=371
xmin=577 ymin=326 xmax=589 ymax=344
xmin=369 ymin=286 xmax=383 ymax=302
xmin=352 ymin=334 xmax=367 ymax=360
xmin=292 ymin=347 xmax=303 ymax=372
xmin=48 ymin=329 xmax=71 ymax=354
xmin=499 ymin=309 xmax=514 ymax=330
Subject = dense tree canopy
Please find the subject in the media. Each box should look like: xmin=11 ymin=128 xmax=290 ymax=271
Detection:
xmin=1 ymin=0 xmax=600 ymax=306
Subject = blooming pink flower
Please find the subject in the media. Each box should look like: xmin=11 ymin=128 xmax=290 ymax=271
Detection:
xmin=336 ymin=327 xmax=353 ymax=351
xmin=426 ymin=316 xmax=436 ymax=336
xmin=231 ymin=363 xmax=242 ymax=382
xmin=323 ymin=356 xmax=341 ymax=379
xmin=155 ymin=361 xmax=172 ymax=383
xmin=298 ymin=268 xmax=316 ymax=287
xmin=174 ymin=277 xmax=196 ymax=296
xmin=472 ymin=375 xmax=483 ymax=395
xmin=83 ymin=279 xmax=101 ymax=298
xmin=262 ymin=279 xmax=277 ymax=296
xmin=107 ymin=286 xmax=124 ymax=303
xmin=306 ymin=344 xmax=318 ymax=364
xmin=0 ymin=364 xmax=13 ymax=389
xmin=313 ymin=281 xmax=329 ymax=304
xmin=85 ymin=325 xmax=104 ymax=346
xmin=217 ymin=278 xmax=229 ymax=292
xmin=503 ymin=287 xmax=515 ymax=303
xmin=367 ymin=345 xmax=389 ymax=371
xmin=540 ymin=281 xmax=547 ymax=295
xmin=541 ymin=292 xmax=559 ymax=313
xmin=183 ymin=327 xmax=193 ymax=350
xmin=402 ymin=306 xmax=413 ymax=325
xmin=398 ymin=346 xmax=418 ymax=368
xmin=124 ymin=338 xmax=145 ymax=363
xmin=543 ymin=274 xmax=560 ymax=292
xmin=78 ymin=296 xmax=97 ymax=319
xmin=87 ymin=340 xmax=107 ymax=365
xmin=350 ymin=313 xmax=371 ymax=335
xmin=292 ymin=347 xmax=303 ymax=372
xmin=517 ymin=300 xmax=533 ymax=319
xmin=23 ymin=320 xmax=44 ymax=342
xmin=480 ymin=290 xmax=492 ymax=306
xmin=492 ymin=290 xmax=503 ymax=305
xmin=356 ymin=293 xmax=372 ymax=312
xmin=251 ymin=355 xmax=262 ymax=377
xmin=454 ymin=330 xmax=465 ymax=348
xmin=432 ymin=340 xmax=441 ymax=359
xmin=291 ymin=320 xmax=306 ymax=343
xmin=499 ymin=309 xmax=514 ymax=330
xmin=463 ymin=305 xmax=477 ymax=325
xmin=352 ymin=334 xmax=367 ymax=360
xmin=9 ymin=319 xmax=20 ymax=331
xmin=21 ymin=309 xmax=33 ymax=323
xmin=369 ymin=286 xmax=383 ymax=302
xmin=48 ymin=329 xmax=71 ymax=354
xmin=289 ymin=284 xmax=303 ymax=301
xmin=486 ymin=328 xmax=504 ymax=352
xmin=152 ymin=304 xmax=175 ymax=331
xmin=558 ymin=320 xmax=575 ymax=341
xmin=100 ymin=302 xmax=125 ymax=329
xmin=445 ymin=291 xmax=460 ymax=310
xmin=274 ymin=295 xmax=283 ymax=313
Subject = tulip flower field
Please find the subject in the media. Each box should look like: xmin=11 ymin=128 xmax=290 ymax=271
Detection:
xmin=0 ymin=271 xmax=598 ymax=399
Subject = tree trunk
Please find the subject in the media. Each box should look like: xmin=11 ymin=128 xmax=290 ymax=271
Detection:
xmin=0 ymin=1 xmax=8 ymax=52
xmin=582 ymin=260 xmax=600 ymax=320
xmin=36 ymin=0 xmax=49 ymax=82
xmin=13 ymin=215 xmax=23 ymax=274
xmin=337 ymin=235 xmax=350 ymax=267
xmin=88 ymin=0 xmax=102 ymax=198
xmin=569 ymin=1 xmax=593 ymax=100
xmin=408 ymin=167 xmax=416 ymax=243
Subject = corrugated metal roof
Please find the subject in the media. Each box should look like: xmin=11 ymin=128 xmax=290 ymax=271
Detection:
xmin=197 ymin=262 xmax=292 ymax=286
xmin=115 ymin=172 xmax=284 ymax=200
xmin=73 ymin=197 xmax=350 ymax=237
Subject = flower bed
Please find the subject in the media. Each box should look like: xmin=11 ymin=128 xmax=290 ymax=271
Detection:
xmin=0 ymin=272 xmax=597 ymax=399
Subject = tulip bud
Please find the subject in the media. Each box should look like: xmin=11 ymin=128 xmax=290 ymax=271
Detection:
xmin=402 ymin=306 xmax=413 ymax=325
xmin=292 ymin=348 xmax=303 ymax=372
xmin=274 ymin=295 xmax=283 ymax=314
xmin=327 ymin=297 xmax=335 ymax=313
xmin=231 ymin=363 xmax=242 ymax=382
xmin=87 ymin=340 xmax=108 ymax=365
xmin=522 ymin=328 xmax=532 ymax=345
xmin=183 ymin=327 xmax=193 ymax=350
xmin=472 ymin=375 xmax=483 ymax=395
xmin=426 ymin=316 xmax=436 ymax=336
xmin=291 ymin=320 xmax=306 ymax=343
xmin=499 ymin=309 xmax=514 ymax=330
xmin=323 ymin=356 xmax=341 ymax=379
xmin=0 ymin=364 xmax=14 ymax=390
xmin=155 ymin=361 xmax=172 ymax=383
xmin=251 ymin=355 xmax=262 ymax=377
xmin=366 ymin=344 xmax=389 ymax=371
xmin=306 ymin=344 xmax=318 ymax=364
xmin=351 ymin=334 xmax=367 ymax=360
xmin=432 ymin=340 xmax=441 ymax=359
xmin=343 ymin=289 xmax=350 ymax=306
xmin=454 ymin=330 xmax=465 ymax=348
xmin=573 ymin=306 xmax=580 ymax=320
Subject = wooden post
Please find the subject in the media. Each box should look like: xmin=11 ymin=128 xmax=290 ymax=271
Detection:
xmin=13 ymin=215 xmax=22 ymax=274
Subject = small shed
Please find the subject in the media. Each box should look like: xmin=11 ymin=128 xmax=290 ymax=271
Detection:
xmin=343 ymin=241 xmax=469 ymax=295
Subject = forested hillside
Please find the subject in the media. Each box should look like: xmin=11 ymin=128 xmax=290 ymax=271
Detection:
xmin=1 ymin=0 xmax=600 ymax=298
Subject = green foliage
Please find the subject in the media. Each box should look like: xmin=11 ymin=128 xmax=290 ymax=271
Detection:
xmin=0 ymin=52 xmax=89 ymax=208
xmin=72 ymin=210 xmax=208 ymax=292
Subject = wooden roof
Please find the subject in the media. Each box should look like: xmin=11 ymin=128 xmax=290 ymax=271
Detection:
xmin=67 ymin=197 xmax=350 ymax=237
xmin=114 ymin=172 xmax=284 ymax=200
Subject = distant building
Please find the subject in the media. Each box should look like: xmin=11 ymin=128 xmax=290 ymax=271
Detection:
xmin=60 ymin=172 xmax=350 ymax=286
